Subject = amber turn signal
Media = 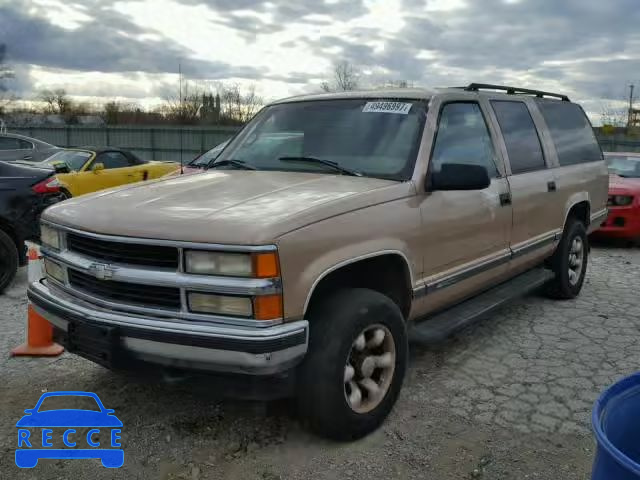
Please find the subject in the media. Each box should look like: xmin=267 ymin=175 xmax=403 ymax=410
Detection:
xmin=253 ymin=294 xmax=283 ymax=321
xmin=253 ymin=252 xmax=280 ymax=278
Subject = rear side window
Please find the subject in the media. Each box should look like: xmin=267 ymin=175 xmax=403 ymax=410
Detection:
xmin=535 ymin=100 xmax=602 ymax=166
xmin=0 ymin=137 xmax=21 ymax=150
xmin=491 ymin=101 xmax=546 ymax=174
xmin=95 ymin=151 xmax=132 ymax=169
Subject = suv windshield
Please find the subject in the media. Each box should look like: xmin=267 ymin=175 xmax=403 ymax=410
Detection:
xmin=191 ymin=141 xmax=229 ymax=167
xmin=606 ymin=155 xmax=640 ymax=178
xmin=216 ymin=99 xmax=427 ymax=180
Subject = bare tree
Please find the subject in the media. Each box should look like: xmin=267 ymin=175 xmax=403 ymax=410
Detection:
xmin=39 ymin=88 xmax=72 ymax=114
xmin=162 ymin=80 xmax=207 ymax=123
xmin=321 ymin=61 xmax=360 ymax=92
xmin=381 ymin=79 xmax=414 ymax=89
xmin=219 ymin=83 xmax=263 ymax=123
xmin=600 ymin=101 xmax=627 ymax=128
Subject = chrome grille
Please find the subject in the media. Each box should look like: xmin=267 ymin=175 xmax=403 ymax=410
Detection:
xmin=68 ymin=269 xmax=181 ymax=310
xmin=66 ymin=232 xmax=179 ymax=269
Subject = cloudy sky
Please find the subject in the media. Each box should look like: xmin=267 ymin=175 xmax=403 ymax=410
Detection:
xmin=1 ymin=0 xmax=639 ymax=119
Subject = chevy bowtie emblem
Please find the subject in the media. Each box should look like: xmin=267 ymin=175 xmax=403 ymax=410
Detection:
xmin=88 ymin=263 xmax=116 ymax=281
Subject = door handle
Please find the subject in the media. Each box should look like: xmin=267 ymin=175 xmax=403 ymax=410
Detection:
xmin=22 ymin=155 xmax=32 ymax=160
xmin=547 ymin=181 xmax=557 ymax=192
xmin=499 ymin=192 xmax=512 ymax=206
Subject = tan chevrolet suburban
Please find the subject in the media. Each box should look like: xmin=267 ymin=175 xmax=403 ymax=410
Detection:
xmin=29 ymin=84 xmax=608 ymax=440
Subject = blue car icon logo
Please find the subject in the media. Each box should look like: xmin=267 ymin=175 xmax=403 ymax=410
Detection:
xmin=16 ymin=391 xmax=123 ymax=468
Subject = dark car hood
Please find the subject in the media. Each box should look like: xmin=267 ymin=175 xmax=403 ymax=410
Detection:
xmin=0 ymin=161 xmax=54 ymax=189
xmin=16 ymin=410 xmax=123 ymax=427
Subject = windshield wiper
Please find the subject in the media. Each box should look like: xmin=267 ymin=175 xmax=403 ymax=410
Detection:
xmin=278 ymin=156 xmax=362 ymax=177
xmin=208 ymin=159 xmax=257 ymax=171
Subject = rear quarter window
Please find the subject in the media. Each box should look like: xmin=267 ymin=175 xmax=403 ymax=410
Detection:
xmin=535 ymin=100 xmax=602 ymax=166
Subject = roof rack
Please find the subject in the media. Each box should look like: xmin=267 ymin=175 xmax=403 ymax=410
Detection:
xmin=464 ymin=83 xmax=570 ymax=101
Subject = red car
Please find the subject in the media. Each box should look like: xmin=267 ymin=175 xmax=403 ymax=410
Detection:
xmin=594 ymin=152 xmax=640 ymax=242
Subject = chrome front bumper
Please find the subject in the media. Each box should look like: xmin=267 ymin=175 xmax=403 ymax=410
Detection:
xmin=28 ymin=280 xmax=308 ymax=375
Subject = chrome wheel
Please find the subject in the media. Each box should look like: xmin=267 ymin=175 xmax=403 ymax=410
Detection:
xmin=344 ymin=324 xmax=396 ymax=414
xmin=568 ymin=236 xmax=584 ymax=286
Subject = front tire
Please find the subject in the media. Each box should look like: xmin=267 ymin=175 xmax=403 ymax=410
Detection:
xmin=545 ymin=218 xmax=588 ymax=299
xmin=0 ymin=229 xmax=18 ymax=293
xmin=297 ymin=288 xmax=408 ymax=440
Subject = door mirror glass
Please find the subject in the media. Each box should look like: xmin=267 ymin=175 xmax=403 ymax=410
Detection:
xmin=430 ymin=163 xmax=490 ymax=191
xmin=92 ymin=162 xmax=105 ymax=172
xmin=52 ymin=162 xmax=70 ymax=174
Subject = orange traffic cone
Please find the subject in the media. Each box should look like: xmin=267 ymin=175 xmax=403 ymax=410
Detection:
xmin=26 ymin=244 xmax=44 ymax=283
xmin=11 ymin=244 xmax=64 ymax=357
xmin=11 ymin=305 xmax=64 ymax=356
xmin=10 ymin=305 xmax=64 ymax=356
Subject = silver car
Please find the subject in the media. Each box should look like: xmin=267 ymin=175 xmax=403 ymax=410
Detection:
xmin=0 ymin=133 xmax=60 ymax=163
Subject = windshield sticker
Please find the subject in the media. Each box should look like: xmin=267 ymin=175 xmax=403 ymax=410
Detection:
xmin=362 ymin=102 xmax=412 ymax=114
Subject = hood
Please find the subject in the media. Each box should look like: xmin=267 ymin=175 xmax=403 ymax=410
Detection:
xmin=43 ymin=170 xmax=411 ymax=244
xmin=16 ymin=410 xmax=123 ymax=427
xmin=0 ymin=161 xmax=53 ymax=189
xmin=163 ymin=165 xmax=201 ymax=178
xmin=609 ymin=174 xmax=640 ymax=195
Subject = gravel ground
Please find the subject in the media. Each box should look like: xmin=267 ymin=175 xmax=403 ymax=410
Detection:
xmin=1 ymin=244 xmax=639 ymax=479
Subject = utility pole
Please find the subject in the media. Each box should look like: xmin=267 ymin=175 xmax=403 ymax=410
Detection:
xmin=179 ymin=62 xmax=182 ymax=113
xmin=628 ymin=83 xmax=634 ymax=126
xmin=179 ymin=61 xmax=183 ymax=174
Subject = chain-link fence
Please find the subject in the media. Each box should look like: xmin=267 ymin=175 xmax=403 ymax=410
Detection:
xmin=9 ymin=125 xmax=241 ymax=162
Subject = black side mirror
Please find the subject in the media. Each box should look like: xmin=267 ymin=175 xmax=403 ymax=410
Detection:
xmin=52 ymin=162 xmax=70 ymax=174
xmin=429 ymin=163 xmax=491 ymax=191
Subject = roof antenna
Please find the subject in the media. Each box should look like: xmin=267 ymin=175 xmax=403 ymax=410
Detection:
xmin=179 ymin=61 xmax=184 ymax=175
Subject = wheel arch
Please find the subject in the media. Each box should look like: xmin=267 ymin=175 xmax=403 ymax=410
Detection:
xmin=563 ymin=193 xmax=591 ymax=229
xmin=303 ymin=250 xmax=414 ymax=320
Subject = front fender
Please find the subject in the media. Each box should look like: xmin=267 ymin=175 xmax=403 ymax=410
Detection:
xmin=275 ymin=197 xmax=421 ymax=320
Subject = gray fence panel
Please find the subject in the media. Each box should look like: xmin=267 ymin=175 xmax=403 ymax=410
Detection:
xmin=9 ymin=125 xmax=240 ymax=161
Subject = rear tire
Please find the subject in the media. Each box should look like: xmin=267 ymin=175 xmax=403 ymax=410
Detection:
xmin=297 ymin=288 xmax=408 ymax=440
xmin=545 ymin=218 xmax=588 ymax=299
xmin=0 ymin=229 xmax=18 ymax=293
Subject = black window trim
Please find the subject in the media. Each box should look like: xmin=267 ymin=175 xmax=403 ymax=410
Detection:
xmin=427 ymin=100 xmax=504 ymax=187
xmin=490 ymin=99 xmax=548 ymax=176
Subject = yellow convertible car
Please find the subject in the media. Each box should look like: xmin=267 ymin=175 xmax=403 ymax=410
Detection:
xmin=37 ymin=147 xmax=178 ymax=198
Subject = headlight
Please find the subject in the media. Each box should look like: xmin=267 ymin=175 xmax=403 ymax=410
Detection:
xmin=609 ymin=195 xmax=633 ymax=206
xmin=185 ymin=251 xmax=253 ymax=276
xmin=44 ymin=258 xmax=66 ymax=284
xmin=40 ymin=224 xmax=61 ymax=250
xmin=187 ymin=292 xmax=253 ymax=317
xmin=184 ymin=251 xmax=279 ymax=278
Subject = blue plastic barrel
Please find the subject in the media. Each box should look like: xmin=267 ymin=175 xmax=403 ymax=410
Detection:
xmin=592 ymin=373 xmax=640 ymax=479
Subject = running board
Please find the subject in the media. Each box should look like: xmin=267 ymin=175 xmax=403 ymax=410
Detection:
xmin=409 ymin=268 xmax=555 ymax=345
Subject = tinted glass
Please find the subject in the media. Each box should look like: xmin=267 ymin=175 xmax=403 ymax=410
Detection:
xmin=536 ymin=100 xmax=602 ymax=166
xmin=96 ymin=151 xmax=131 ymax=169
xmin=46 ymin=150 xmax=92 ymax=171
xmin=218 ymin=99 xmax=426 ymax=180
xmin=192 ymin=141 xmax=228 ymax=167
xmin=18 ymin=139 xmax=33 ymax=149
xmin=491 ymin=101 xmax=546 ymax=174
xmin=0 ymin=137 xmax=21 ymax=149
xmin=605 ymin=155 xmax=640 ymax=178
xmin=430 ymin=102 xmax=499 ymax=178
